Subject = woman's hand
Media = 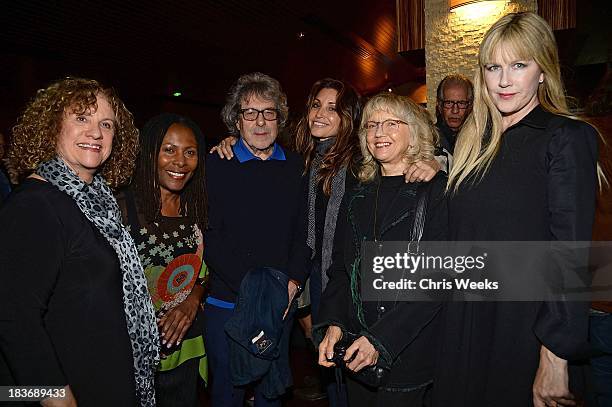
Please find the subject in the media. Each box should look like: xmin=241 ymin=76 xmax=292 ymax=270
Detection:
xmin=209 ymin=136 xmax=238 ymax=159
xmin=158 ymin=291 xmax=201 ymax=349
xmin=41 ymin=385 xmax=77 ymax=407
xmin=318 ymin=325 xmax=343 ymax=368
xmin=403 ymin=159 xmax=441 ymax=183
xmin=344 ymin=335 xmax=379 ymax=372
xmin=533 ymin=345 xmax=576 ymax=407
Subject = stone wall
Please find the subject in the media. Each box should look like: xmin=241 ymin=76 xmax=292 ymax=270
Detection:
xmin=424 ymin=0 xmax=536 ymax=117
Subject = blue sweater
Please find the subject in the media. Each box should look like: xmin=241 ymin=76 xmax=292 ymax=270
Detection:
xmin=204 ymin=150 xmax=310 ymax=302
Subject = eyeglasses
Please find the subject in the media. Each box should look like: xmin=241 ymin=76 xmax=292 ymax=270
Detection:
xmin=364 ymin=119 xmax=408 ymax=135
xmin=238 ymin=108 xmax=279 ymax=121
xmin=442 ymin=100 xmax=471 ymax=110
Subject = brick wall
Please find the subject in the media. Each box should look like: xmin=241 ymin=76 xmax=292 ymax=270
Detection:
xmin=425 ymin=0 xmax=536 ymax=117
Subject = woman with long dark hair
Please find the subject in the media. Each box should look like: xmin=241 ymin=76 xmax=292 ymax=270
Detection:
xmin=292 ymin=78 xmax=362 ymax=323
xmin=118 ymin=112 xmax=208 ymax=406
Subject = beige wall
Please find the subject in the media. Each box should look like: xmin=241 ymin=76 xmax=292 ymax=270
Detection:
xmin=425 ymin=0 xmax=537 ymax=118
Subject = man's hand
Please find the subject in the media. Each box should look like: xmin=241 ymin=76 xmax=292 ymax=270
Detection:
xmin=403 ymin=159 xmax=441 ymax=183
xmin=41 ymin=385 xmax=77 ymax=407
xmin=282 ymin=280 xmax=299 ymax=319
xmin=318 ymin=325 xmax=343 ymax=368
xmin=209 ymin=136 xmax=237 ymax=159
xmin=344 ymin=335 xmax=379 ymax=372
xmin=533 ymin=345 xmax=576 ymax=407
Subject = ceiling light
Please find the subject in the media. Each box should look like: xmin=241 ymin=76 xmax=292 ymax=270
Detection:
xmin=450 ymin=0 xmax=482 ymax=9
xmin=451 ymin=0 xmax=506 ymax=18
xmin=450 ymin=0 xmax=506 ymax=10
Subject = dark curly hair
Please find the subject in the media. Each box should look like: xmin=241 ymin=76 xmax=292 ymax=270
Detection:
xmin=132 ymin=113 xmax=207 ymax=231
xmin=9 ymin=77 xmax=139 ymax=188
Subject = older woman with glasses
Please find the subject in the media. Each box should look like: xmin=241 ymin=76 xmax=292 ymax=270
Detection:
xmin=0 ymin=77 xmax=158 ymax=406
xmin=314 ymin=93 xmax=448 ymax=406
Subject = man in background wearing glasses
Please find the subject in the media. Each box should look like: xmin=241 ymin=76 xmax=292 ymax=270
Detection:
xmin=204 ymin=72 xmax=309 ymax=407
xmin=435 ymin=74 xmax=474 ymax=154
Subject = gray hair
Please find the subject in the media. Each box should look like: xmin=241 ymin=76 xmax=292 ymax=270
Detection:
xmin=436 ymin=74 xmax=474 ymax=104
xmin=221 ymin=72 xmax=289 ymax=136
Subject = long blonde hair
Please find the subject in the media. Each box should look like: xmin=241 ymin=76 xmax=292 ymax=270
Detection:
xmin=448 ymin=12 xmax=606 ymax=191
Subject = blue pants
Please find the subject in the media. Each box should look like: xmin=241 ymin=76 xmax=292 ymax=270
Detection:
xmin=591 ymin=313 xmax=612 ymax=407
xmin=204 ymin=302 xmax=281 ymax=407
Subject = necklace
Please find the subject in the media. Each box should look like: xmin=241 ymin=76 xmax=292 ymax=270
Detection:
xmin=372 ymin=177 xmax=382 ymax=242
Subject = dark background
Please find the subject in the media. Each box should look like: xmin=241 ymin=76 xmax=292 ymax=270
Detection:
xmin=0 ymin=0 xmax=610 ymax=147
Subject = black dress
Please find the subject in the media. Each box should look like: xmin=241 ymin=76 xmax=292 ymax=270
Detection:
xmin=0 ymin=178 xmax=136 ymax=406
xmin=433 ymin=106 xmax=599 ymax=406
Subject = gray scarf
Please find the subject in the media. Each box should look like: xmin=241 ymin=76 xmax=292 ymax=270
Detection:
xmin=306 ymin=139 xmax=347 ymax=291
xmin=38 ymin=157 xmax=159 ymax=407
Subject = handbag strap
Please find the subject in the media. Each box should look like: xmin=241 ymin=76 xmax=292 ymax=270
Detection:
xmin=410 ymin=182 xmax=430 ymax=243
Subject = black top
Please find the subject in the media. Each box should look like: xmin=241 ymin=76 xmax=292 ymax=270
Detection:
xmin=315 ymin=173 xmax=449 ymax=388
xmin=204 ymin=150 xmax=311 ymax=302
xmin=0 ymin=167 xmax=11 ymax=206
xmin=434 ymin=106 xmax=599 ymax=406
xmin=0 ymin=179 xmax=136 ymax=406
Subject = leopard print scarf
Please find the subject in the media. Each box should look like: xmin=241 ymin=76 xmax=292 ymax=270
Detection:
xmin=38 ymin=157 xmax=159 ymax=406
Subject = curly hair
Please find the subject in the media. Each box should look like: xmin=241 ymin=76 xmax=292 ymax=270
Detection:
xmin=221 ymin=72 xmax=289 ymax=136
xmin=132 ymin=113 xmax=208 ymax=231
xmin=292 ymin=78 xmax=362 ymax=196
xmin=358 ymin=93 xmax=439 ymax=183
xmin=9 ymin=77 xmax=139 ymax=188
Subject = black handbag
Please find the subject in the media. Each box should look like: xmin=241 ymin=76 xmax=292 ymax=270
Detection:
xmin=331 ymin=183 xmax=430 ymax=388
xmin=330 ymin=330 xmax=391 ymax=388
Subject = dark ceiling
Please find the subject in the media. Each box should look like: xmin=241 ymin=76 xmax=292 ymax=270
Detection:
xmin=2 ymin=0 xmax=608 ymax=140
xmin=0 ymin=0 xmax=423 ymax=140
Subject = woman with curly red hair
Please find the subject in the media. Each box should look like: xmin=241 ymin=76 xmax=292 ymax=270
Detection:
xmin=0 ymin=77 xmax=159 ymax=406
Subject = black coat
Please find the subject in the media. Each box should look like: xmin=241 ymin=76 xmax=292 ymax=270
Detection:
xmin=436 ymin=119 xmax=458 ymax=154
xmin=433 ymin=106 xmax=599 ymax=406
xmin=315 ymin=172 xmax=449 ymax=388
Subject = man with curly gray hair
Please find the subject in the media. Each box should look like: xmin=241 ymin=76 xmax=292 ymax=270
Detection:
xmin=220 ymin=72 xmax=289 ymax=157
xmin=205 ymin=72 xmax=310 ymax=407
